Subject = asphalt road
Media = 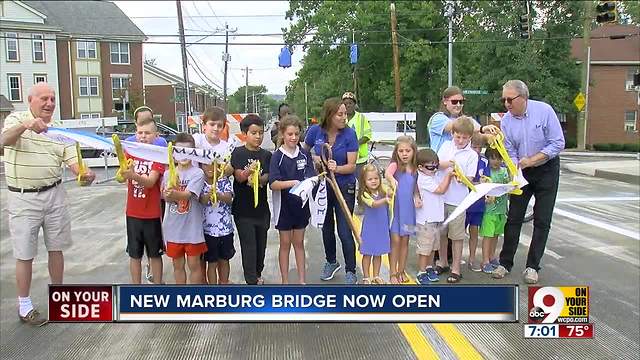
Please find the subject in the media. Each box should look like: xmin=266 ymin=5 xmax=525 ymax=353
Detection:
xmin=0 ymin=156 xmax=638 ymax=359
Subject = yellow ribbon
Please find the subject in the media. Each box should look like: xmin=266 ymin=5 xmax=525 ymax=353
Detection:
xmin=385 ymin=183 xmax=396 ymax=227
xmin=166 ymin=142 xmax=178 ymax=189
xmin=489 ymin=133 xmax=522 ymax=195
xmin=112 ymin=135 xmax=133 ymax=183
xmin=248 ymin=160 xmax=261 ymax=208
xmin=75 ymin=142 xmax=87 ymax=185
xmin=453 ymin=162 xmax=478 ymax=192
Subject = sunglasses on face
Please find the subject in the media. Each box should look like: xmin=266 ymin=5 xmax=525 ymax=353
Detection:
xmin=500 ymin=95 xmax=521 ymax=104
xmin=422 ymin=164 xmax=438 ymax=171
xmin=449 ymin=99 xmax=465 ymax=105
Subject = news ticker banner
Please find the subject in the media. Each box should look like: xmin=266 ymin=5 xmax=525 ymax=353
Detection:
xmin=524 ymin=286 xmax=594 ymax=339
xmin=49 ymin=285 xmax=518 ymax=323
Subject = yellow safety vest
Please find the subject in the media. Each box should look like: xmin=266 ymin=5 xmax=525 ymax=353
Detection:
xmin=347 ymin=111 xmax=371 ymax=164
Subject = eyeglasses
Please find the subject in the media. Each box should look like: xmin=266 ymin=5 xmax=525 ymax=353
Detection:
xmin=500 ymin=95 xmax=521 ymax=104
xmin=449 ymin=99 xmax=465 ymax=105
xmin=421 ymin=164 xmax=438 ymax=171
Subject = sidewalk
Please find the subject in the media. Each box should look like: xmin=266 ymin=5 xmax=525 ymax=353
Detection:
xmin=561 ymin=149 xmax=639 ymax=158
xmin=563 ymin=159 xmax=640 ymax=185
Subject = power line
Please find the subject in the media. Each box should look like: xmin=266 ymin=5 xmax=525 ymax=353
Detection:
xmin=187 ymin=49 xmax=222 ymax=90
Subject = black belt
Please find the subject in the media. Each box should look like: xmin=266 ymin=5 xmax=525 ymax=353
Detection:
xmin=8 ymin=179 xmax=62 ymax=193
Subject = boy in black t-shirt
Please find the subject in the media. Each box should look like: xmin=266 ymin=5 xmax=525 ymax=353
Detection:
xmin=231 ymin=114 xmax=272 ymax=285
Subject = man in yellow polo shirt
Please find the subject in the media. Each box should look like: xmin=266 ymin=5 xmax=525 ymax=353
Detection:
xmin=1 ymin=82 xmax=95 ymax=326
xmin=342 ymin=92 xmax=371 ymax=178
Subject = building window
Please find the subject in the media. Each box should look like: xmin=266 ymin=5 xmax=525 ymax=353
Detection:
xmin=79 ymin=76 xmax=99 ymax=96
xmin=626 ymin=68 xmax=640 ymax=91
xmin=5 ymin=32 xmax=19 ymax=61
xmin=624 ymin=111 xmax=637 ymax=132
xmin=77 ymin=41 xmax=97 ymax=59
xmin=34 ymin=74 xmax=47 ymax=84
xmin=8 ymin=74 xmax=22 ymax=101
xmin=32 ymin=34 xmax=45 ymax=62
xmin=111 ymin=76 xmax=130 ymax=99
xmin=80 ymin=113 xmax=101 ymax=119
xmin=110 ymin=43 xmax=129 ymax=64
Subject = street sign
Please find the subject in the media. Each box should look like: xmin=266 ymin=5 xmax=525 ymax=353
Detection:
xmin=574 ymin=92 xmax=586 ymax=111
xmin=463 ymin=89 xmax=488 ymax=95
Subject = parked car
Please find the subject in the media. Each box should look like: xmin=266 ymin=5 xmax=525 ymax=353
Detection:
xmin=96 ymin=120 xmax=178 ymax=143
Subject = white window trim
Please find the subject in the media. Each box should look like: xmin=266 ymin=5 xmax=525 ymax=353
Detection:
xmin=77 ymin=40 xmax=97 ymax=60
xmin=80 ymin=113 xmax=101 ymax=119
xmin=111 ymin=75 xmax=131 ymax=100
xmin=32 ymin=34 xmax=45 ymax=62
xmin=33 ymin=74 xmax=47 ymax=84
xmin=624 ymin=111 xmax=637 ymax=132
xmin=5 ymin=32 xmax=19 ymax=62
xmin=78 ymin=76 xmax=99 ymax=97
xmin=110 ymin=42 xmax=130 ymax=65
xmin=7 ymin=74 xmax=22 ymax=101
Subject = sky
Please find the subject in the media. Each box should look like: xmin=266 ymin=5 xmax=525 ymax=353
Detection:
xmin=114 ymin=1 xmax=303 ymax=96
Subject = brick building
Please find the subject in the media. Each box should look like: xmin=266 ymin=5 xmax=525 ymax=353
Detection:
xmin=571 ymin=24 xmax=640 ymax=146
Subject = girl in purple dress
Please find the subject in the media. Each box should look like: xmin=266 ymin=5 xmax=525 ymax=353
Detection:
xmin=358 ymin=164 xmax=391 ymax=285
xmin=385 ymin=136 xmax=418 ymax=284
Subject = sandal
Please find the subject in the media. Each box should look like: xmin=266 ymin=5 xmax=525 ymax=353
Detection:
xmin=401 ymin=271 xmax=411 ymax=283
xmin=434 ymin=265 xmax=450 ymax=275
xmin=389 ymin=273 xmax=400 ymax=284
xmin=19 ymin=309 xmax=48 ymax=327
xmin=447 ymin=273 xmax=462 ymax=283
xmin=372 ymin=276 xmax=386 ymax=285
xmin=362 ymin=277 xmax=371 ymax=285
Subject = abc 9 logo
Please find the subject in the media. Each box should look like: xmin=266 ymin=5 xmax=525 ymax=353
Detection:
xmin=529 ymin=287 xmax=564 ymax=323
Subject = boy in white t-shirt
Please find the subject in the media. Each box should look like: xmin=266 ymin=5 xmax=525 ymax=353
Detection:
xmin=436 ymin=116 xmax=478 ymax=283
xmin=415 ymin=149 xmax=455 ymax=285
xmin=193 ymin=107 xmax=234 ymax=176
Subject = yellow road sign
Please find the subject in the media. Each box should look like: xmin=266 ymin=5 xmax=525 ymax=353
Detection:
xmin=574 ymin=92 xmax=586 ymax=111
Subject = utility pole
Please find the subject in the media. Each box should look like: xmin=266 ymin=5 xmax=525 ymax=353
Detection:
xmin=222 ymin=23 xmax=237 ymax=113
xmin=304 ymin=81 xmax=309 ymax=126
xmin=244 ymin=66 xmax=249 ymax=113
xmin=445 ymin=0 xmax=454 ymax=86
xmin=252 ymin=91 xmax=256 ymax=113
xmin=176 ymin=0 xmax=191 ymax=120
xmin=390 ymin=2 xmax=401 ymax=112
xmin=577 ymin=1 xmax=593 ymax=150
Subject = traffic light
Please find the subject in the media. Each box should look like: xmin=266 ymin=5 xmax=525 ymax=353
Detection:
xmin=519 ymin=14 xmax=530 ymax=39
xmin=596 ymin=1 xmax=617 ymax=24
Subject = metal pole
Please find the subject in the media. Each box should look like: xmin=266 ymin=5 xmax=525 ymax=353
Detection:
xmin=176 ymin=0 xmax=191 ymax=117
xmin=252 ymin=91 xmax=256 ymax=113
xmin=584 ymin=46 xmax=591 ymax=148
xmin=446 ymin=0 xmax=454 ymax=86
xmin=223 ymin=23 xmax=229 ymax=112
xmin=244 ymin=66 xmax=249 ymax=113
xmin=577 ymin=0 xmax=593 ymax=150
xmin=102 ymin=117 xmax=108 ymax=179
xmin=304 ymin=81 xmax=309 ymax=126
xmin=390 ymin=2 xmax=401 ymax=112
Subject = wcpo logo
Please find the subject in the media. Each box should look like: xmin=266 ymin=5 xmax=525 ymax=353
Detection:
xmin=528 ymin=286 xmax=589 ymax=324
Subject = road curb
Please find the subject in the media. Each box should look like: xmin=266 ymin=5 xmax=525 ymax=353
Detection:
xmin=562 ymin=163 xmax=640 ymax=185
xmin=561 ymin=151 xmax=639 ymax=158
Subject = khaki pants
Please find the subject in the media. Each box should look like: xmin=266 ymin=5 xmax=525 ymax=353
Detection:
xmin=7 ymin=185 xmax=72 ymax=260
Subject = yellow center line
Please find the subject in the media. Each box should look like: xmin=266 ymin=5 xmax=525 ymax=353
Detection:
xmin=352 ymin=215 xmax=483 ymax=360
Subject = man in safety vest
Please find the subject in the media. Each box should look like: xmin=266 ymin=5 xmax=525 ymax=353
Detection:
xmin=342 ymin=92 xmax=371 ymax=178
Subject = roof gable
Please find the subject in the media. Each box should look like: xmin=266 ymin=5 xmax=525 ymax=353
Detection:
xmin=1 ymin=1 xmax=47 ymax=24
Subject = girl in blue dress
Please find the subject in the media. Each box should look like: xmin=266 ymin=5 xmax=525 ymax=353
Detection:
xmin=358 ymin=164 xmax=391 ymax=284
xmin=269 ymin=115 xmax=316 ymax=284
xmin=385 ymin=136 xmax=418 ymax=284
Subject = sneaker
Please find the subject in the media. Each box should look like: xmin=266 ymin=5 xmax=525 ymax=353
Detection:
xmin=523 ymin=267 xmax=539 ymax=284
xmin=492 ymin=265 xmax=509 ymax=279
xmin=19 ymin=309 xmax=48 ymax=326
xmin=144 ymin=263 xmax=153 ymax=283
xmin=481 ymin=263 xmax=494 ymax=274
xmin=320 ymin=262 xmax=341 ymax=281
xmin=425 ymin=268 xmax=439 ymax=282
xmin=416 ymin=271 xmax=429 ymax=285
xmin=490 ymin=258 xmax=500 ymax=267
xmin=468 ymin=262 xmax=482 ymax=272
xmin=345 ymin=271 xmax=357 ymax=284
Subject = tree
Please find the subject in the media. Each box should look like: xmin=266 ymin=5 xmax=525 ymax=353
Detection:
xmin=227 ymin=85 xmax=279 ymax=118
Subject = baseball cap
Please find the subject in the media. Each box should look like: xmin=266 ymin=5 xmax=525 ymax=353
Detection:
xmin=341 ymin=92 xmax=356 ymax=102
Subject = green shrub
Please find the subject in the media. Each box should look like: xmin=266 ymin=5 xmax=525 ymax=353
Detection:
xmin=564 ymin=137 xmax=577 ymax=149
xmin=592 ymin=143 xmax=610 ymax=151
xmin=609 ymin=143 xmax=625 ymax=151
xmin=623 ymin=143 xmax=640 ymax=152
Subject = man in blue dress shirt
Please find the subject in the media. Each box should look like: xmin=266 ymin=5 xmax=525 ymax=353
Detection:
xmin=491 ymin=80 xmax=565 ymax=284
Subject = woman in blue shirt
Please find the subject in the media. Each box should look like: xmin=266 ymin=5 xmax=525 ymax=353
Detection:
xmin=304 ymin=98 xmax=359 ymax=284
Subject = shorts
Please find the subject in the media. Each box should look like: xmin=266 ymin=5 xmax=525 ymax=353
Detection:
xmin=203 ymin=233 xmax=236 ymax=262
xmin=442 ymin=204 xmax=466 ymax=241
xmin=416 ymin=222 xmax=441 ymax=255
xmin=7 ymin=185 xmax=72 ymax=260
xmin=166 ymin=242 xmax=208 ymax=259
xmin=126 ymin=217 xmax=164 ymax=259
xmin=480 ymin=213 xmax=507 ymax=238
xmin=465 ymin=211 xmax=484 ymax=227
